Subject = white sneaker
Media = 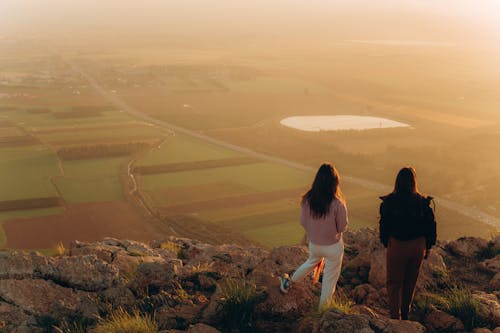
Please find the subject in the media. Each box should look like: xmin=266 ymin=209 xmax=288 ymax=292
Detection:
xmin=279 ymin=273 xmax=291 ymax=293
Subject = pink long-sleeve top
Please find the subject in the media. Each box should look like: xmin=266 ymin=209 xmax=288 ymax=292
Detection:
xmin=300 ymin=198 xmax=348 ymax=245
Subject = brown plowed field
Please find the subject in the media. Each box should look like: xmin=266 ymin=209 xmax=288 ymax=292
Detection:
xmin=3 ymin=201 xmax=165 ymax=249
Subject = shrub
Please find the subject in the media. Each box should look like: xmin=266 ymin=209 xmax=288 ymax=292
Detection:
xmin=220 ymin=278 xmax=261 ymax=332
xmin=442 ymin=287 xmax=481 ymax=330
xmin=93 ymin=308 xmax=157 ymax=333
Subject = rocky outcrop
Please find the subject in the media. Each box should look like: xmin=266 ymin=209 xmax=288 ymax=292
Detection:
xmin=316 ymin=309 xmax=426 ymax=333
xmin=0 ymin=230 xmax=499 ymax=332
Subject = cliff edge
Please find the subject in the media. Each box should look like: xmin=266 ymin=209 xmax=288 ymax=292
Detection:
xmin=0 ymin=229 xmax=499 ymax=333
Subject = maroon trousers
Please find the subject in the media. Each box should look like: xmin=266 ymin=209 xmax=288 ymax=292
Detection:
xmin=386 ymin=236 xmax=426 ymax=320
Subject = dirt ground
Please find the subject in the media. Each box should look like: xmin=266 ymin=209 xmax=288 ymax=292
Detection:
xmin=3 ymin=201 xmax=167 ymax=249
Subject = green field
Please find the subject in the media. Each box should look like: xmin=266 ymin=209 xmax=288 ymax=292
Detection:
xmin=140 ymin=162 xmax=311 ymax=194
xmin=53 ymin=157 xmax=128 ymax=203
xmin=136 ymin=135 xmax=241 ymax=166
xmin=0 ymin=146 xmax=60 ymax=201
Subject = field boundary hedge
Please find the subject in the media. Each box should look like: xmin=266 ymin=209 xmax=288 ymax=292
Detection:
xmin=0 ymin=196 xmax=63 ymax=211
xmin=57 ymin=141 xmax=152 ymax=160
xmin=134 ymin=157 xmax=259 ymax=174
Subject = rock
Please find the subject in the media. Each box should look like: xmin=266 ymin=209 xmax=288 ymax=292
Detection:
xmin=254 ymin=273 xmax=316 ymax=331
xmin=0 ymin=251 xmax=54 ymax=279
xmin=101 ymin=287 xmax=136 ymax=309
xmin=368 ymin=249 xmax=386 ymax=288
xmin=423 ymin=308 xmax=465 ymax=332
xmin=0 ymin=302 xmax=34 ymax=331
xmin=447 ymin=237 xmax=489 ymax=257
xmin=344 ymin=229 xmax=384 ymax=254
xmin=352 ymin=284 xmax=383 ymax=308
xmin=316 ymin=309 xmax=373 ymax=333
xmin=490 ymin=272 xmax=500 ymax=290
xmin=0 ymin=279 xmax=97 ymax=319
xmin=492 ymin=236 xmax=500 ymax=253
xmin=370 ymin=318 xmax=426 ymax=333
xmin=472 ymin=328 xmax=493 ymax=333
xmin=482 ymin=255 xmax=500 ymax=274
xmin=185 ymin=243 xmax=268 ymax=279
xmin=253 ymin=245 xmax=309 ymax=280
xmin=130 ymin=259 xmax=182 ymax=294
xmin=351 ymin=305 xmax=380 ymax=318
xmin=69 ymin=240 xmax=116 ymax=262
xmin=187 ymin=323 xmax=221 ymax=333
xmin=50 ymin=254 xmax=120 ymax=291
xmin=368 ymin=248 xmax=446 ymax=290
xmin=474 ymin=292 xmax=500 ymax=327
xmin=156 ymin=300 xmax=206 ymax=330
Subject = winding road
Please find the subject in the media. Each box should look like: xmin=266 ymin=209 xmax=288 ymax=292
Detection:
xmin=63 ymin=56 xmax=500 ymax=230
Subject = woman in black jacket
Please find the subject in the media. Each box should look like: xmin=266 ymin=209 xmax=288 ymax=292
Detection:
xmin=379 ymin=166 xmax=436 ymax=320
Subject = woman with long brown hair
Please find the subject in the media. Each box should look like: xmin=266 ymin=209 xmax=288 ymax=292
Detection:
xmin=280 ymin=163 xmax=348 ymax=310
xmin=379 ymin=166 xmax=436 ymax=320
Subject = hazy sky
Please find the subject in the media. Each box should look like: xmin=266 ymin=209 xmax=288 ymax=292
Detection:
xmin=1 ymin=1 xmax=499 ymax=46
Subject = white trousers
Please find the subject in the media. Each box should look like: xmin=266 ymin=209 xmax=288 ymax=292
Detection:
xmin=291 ymin=239 xmax=344 ymax=309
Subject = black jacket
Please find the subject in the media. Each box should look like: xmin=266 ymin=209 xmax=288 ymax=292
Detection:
xmin=379 ymin=193 xmax=436 ymax=249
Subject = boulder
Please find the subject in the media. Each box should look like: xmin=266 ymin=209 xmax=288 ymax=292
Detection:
xmin=343 ymin=228 xmax=384 ymax=254
xmin=482 ymin=255 xmax=500 ymax=274
xmin=50 ymin=254 xmax=120 ymax=291
xmin=370 ymin=317 xmax=426 ymax=333
xmin=491 ymin=273 xmax=500 ymax=290
xmin=183 ymin=243 xmax=268 ymax=279
xmin=446 ymin=237 xmax=489 ymax=257
xmin=253 ymin=273 xmax=316 ymax=331
xmin=423 ymin=308 xmax=464 ymax=332
xmin=368 ymin=249 xmax=386 ymax=288
xmin=0 ymin=302 xmax=34 ymax=331
xmin=0 ymin=279 xmax=97 ymax=319
xmin=0 ymin=251 xmax=54 ymax=279
xmin=130 ymin=259 xmax=182 ymax=294
xmin=474 ymin=292 xmax=500 ymax=327
xmin=316 ymin=309 xmax=374 ymax=333
xmin=352 ymin=284 xmax=385 ymax=309
xmin=69 ymin=240 xmax=117 ymax=262
xmin=315 ymin=309 xmax=424 ymax=333
xmin=100 ymin=287 xmax=136 ymax=309
xmin=253 ymin=245 xmax=309 ymax=280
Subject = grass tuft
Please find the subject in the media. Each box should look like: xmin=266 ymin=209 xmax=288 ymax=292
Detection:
xmin=159 ymin=241 xmax=182 ymax=256
xmin=93 ymin=308 xmax=157 ymax=333
xmin=55 ymin=241 xmax=66 ymax=256
xmin=220 ymin=278 xmax=261 ymax=332
xmin=442 ymin=287 xmax=481 ymax=330
xmin=320 ymin=290 xmax=353 ymax=314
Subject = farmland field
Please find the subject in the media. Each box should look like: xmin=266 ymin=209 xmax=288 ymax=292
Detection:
xmin=0 ymin=35 xmax=498 ymax=250
xmin=53 ymin=157 xmax=128 ymax=203
xmin=0 ymin=146 xmax=60 ymax=201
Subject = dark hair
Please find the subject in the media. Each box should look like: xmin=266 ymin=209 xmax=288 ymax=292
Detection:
xmin=393 ymin=166 xmax=420 ymax=195
xmin=302 ymin=163 xmax=344 ymax=218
